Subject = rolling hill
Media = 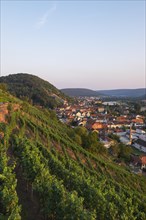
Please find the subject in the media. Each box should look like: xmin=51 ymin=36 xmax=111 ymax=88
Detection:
xmin=0 ymin=73 xmax=72 ymax=108
xmin=61 ymin=88 xmax=102 ymax=97
xmin=98 ymin=88 xmax=146 ymax=97
xmin=61 ymin=88 xmax=146 ymax=98
xmin=0 ymin=87 xmax=146 ymax=219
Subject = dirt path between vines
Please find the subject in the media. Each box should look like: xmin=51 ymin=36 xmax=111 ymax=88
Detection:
xmin=14 ymin=164 xmax=44 ymax=220
xmin=7 ymin=147 xmax=44 ymax=220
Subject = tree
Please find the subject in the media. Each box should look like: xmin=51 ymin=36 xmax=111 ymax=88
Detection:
xmin=134 ymin=102 xmax=141 ymax=114
xmin=108 ymin=133 xmax=120 ymax=143
xmin=74 ymin=126 xmax=88 ymax=137
xmin=7 ymin=103 xmax=12 ymax=113
xmin=118 ymin=143 xmax=132 ymax=162
xmin=73 ymin=134 xmax=82 ymax=146
xmin=110 ymin=144 xmax=120 ymax=156
xmin=0 ymin=83 xmax=7 ymax=92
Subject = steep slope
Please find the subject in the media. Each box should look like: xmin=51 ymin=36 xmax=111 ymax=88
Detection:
xmin=0 ymin=73 xmax=71 ymax=108
xmin=0 ymin=89 xmax=146 ymax=220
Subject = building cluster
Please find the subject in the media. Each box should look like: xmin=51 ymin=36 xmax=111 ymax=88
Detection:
xmin=56 ymin=97 xmax=146 ymax=152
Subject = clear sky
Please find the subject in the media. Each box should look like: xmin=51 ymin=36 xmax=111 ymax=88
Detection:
xmin=1 ymin=0 xmax=145 ymax=90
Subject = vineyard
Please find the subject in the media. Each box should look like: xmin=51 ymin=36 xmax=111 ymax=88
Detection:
xmin=0 ymin=89 xmax=146 ymax=220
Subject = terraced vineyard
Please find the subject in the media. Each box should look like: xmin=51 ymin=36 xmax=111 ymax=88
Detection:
xmin=0 ymin=89 xmax=146 ymax=220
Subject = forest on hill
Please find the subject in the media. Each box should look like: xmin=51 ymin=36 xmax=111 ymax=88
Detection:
xmin=61 ymin=88 xmax=146 ymax=98
xmin=61 ymin=88 xmax=102 ymax=97
xmin=0 ymin=73 xmax=72 ymax=109
xmin=97 ymin=89 xmax=146 ymax=98
xmin=0 ymin=81 xmax=146 ymax=220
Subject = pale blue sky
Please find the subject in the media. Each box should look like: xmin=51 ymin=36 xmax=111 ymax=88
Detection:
xmin=1 ymin=0 xmax=145 ymax=89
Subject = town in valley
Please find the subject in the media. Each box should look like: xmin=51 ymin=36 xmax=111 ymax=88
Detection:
xmin=56 ymin=96 xmax=146 ymax=175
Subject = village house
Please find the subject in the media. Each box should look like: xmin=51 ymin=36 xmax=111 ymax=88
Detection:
xmin=102 ymin=101 xmax=118 ymax=106
xmin=92 ymin=122 xmax=107 ymax=131
xmin=116 ymin=115 xmax=127 ymax=122
xmin=132 ymin=139 xmax=146 ymax=153
xmin=132 ymin=118 xmax=144 ymax=125
xmin=140 ymin=106 xmax=146 ymax=112
xmin=131 ymin=155 xmax=146 ymax=170
xmin=78 ymin=119 xmax=87 ymax=126
xmin=98 ymin=107 xmax=105 ymax=113
xmin=108 ymin=122 xmax=131 ymax=129
xmin=140 ymin=156 xmax=146 ymax=169
xmin=100 ymin=137 xmax=115 ymax=148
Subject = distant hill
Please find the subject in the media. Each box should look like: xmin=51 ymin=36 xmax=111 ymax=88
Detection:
xmin=61 ymin=88 xmax=102 ymax=97
xmin=0 ymin=73 xmax=71 ymax=108
xmin=61 ymin=88 xmax=146 ymax=98
xmin=98 ymin=88 xmax=146 ymax=98
xmin=140 ymin=93 xmax=146 ymax=99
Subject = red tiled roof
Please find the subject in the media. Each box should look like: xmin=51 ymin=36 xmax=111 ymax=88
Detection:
xmin=140 ymin=156 xmax=146 ymax=165
xmin=132 ymin=118 xmax=144 ymax=124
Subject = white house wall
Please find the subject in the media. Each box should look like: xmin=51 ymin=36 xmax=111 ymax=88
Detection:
xmin=133 ymin=143 xmax=146 ymax=153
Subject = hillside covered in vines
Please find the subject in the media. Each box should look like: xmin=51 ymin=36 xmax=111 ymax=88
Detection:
xmin=0 ymin=89 xmax=146 ymax=220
